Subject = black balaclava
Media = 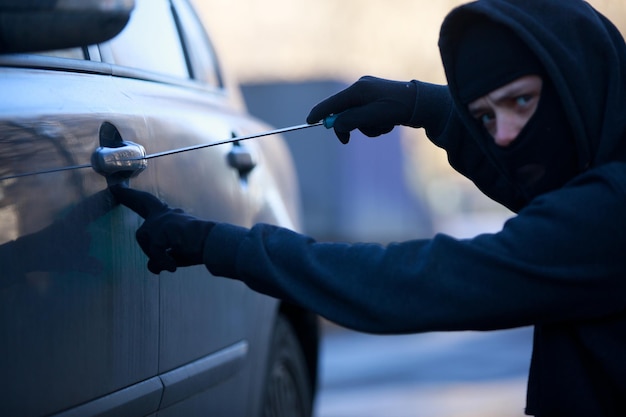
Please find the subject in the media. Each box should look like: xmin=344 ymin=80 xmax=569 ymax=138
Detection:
xmin=454 ymin=18 xmax=579 ymax=199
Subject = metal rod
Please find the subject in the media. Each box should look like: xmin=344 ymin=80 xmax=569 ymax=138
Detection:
xmin=0 ymin=163 xmax=92 ymax=181
xmin=0 ymin=121 xmax=324 ymax=182
xmin=140 ymin=122 xmax=322 ymax=160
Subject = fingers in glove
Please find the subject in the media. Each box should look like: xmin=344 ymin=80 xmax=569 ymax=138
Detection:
xmin=136 ymin=224 xmax=177 ymax=274
xmin=147 ymin=256 xmax=177 ymax=274
xmin=359 ymin=126 xmax=394 ymax=137
xmin=141 ymin=242 xmax=177 ymax=274
xmin=306 ymin=79 xmax=372 ymax=124
xmin=330 ymin=102 xmax=395 ymax=141
xmin=333 ymin=129 xmax=350 ymax=144
xmin=109 ymin=184 xmax=169 ymax=219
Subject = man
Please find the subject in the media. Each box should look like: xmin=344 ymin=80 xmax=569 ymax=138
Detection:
xmin=111 ymin=0 xmax=626 ymax=415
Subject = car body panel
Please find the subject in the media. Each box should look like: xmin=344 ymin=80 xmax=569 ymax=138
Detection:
xmin=0 ymin=0 xmax=314 ymax=416
xmin=0 ymin=66 xmax=160 ymax=417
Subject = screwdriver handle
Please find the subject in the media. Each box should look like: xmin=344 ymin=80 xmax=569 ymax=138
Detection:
xmin=323 ymin=114 xmax=339 ymax=129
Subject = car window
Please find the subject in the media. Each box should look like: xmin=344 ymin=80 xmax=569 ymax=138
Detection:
xmin=105 ymin=0 xmax=189 ymax=79
xmin=171 ymin=0 xmax=223 ymax=88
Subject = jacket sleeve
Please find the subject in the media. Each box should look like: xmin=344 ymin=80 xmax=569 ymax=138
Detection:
xmin=412 ymin=82 xmax=526 ymax=212
xmin=203 ymin=165 xmax=626 ymax=334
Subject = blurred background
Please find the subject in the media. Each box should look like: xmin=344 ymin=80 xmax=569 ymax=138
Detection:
xmin=191 ymin=1 xmax=625 ymax=416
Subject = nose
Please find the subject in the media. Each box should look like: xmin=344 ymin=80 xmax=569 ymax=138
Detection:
xmin=493 ymin=113 xmax=523 ymax=147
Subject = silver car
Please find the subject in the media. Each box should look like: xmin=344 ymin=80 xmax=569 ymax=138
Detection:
xmin=0 ymin=1 xmax=318 ymax=416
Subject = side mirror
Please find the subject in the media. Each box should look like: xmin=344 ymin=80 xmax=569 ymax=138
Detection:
xmin=0 ymin=0 xmax=135 ymax=54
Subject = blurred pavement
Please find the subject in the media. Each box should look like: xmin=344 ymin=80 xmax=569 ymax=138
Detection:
xmin=314 ymin=325 xmax=533 ymax=417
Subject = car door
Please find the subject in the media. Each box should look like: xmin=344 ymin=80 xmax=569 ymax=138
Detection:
xmin=1 ymin=1 xmax=314 ymax=416
xmin=98 ymin=0 xmax=285 ymax=415
xmin=0 ymin=50 xmax=160 ymax=416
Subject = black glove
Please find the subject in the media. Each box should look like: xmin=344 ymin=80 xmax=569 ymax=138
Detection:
xmin=306 ymin=76 xmax=417 ymax=144
xmin=110 ymin=185 xmax=214 ymax=274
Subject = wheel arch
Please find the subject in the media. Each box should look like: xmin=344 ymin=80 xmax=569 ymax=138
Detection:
xmin=278 ymin=302 xmax=320 ymax=395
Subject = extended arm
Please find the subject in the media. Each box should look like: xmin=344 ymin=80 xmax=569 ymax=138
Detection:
xmin=111 ymin=168 xmax=626 ymax=334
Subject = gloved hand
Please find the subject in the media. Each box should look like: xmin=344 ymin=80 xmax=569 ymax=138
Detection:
xmin=306 ymin=76 xmax=417 ymax=144
xmin=110 ymin=185 xmax=214 ymax=274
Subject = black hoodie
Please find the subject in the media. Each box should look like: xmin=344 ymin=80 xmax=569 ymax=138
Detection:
xmin=202 ymin=1 xmax=626 ymax=415
xmin=434 ymin=0 xmax=626 ymax=212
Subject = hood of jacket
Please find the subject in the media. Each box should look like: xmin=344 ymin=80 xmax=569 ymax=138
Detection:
xmin=438 ymin=0 xmax=626 ymax=202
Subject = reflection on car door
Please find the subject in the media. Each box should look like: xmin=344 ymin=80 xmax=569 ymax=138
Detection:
xmin=0 ymin=58 xmax=159 ymax=416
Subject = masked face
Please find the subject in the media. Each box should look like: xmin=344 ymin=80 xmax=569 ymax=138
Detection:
xmin=468 ymin=75 xmax=543 ymax=148
xmin=468 ymin=75 xmax=579 ymax=198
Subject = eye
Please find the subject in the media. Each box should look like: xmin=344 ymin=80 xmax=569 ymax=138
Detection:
xmin=480 ymin=113 xmax=494 ymax=124
xmin=516 ymin=94 xmax=533 ymax=106
xmin=476 ymin=111 xmax=495 ymax=127
xmin=473 ymin=111 xmax=496 ymax=136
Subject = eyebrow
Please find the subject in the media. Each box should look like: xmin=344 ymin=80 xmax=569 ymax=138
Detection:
xmin=490 ymin=84 xmax=530 ymax=102
xmin=468 ymin=101 xmax=489 ymax=118
xmin=467 ymin=82 xmax=536 ymax=117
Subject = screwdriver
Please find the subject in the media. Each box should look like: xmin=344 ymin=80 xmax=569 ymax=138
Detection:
xmin=0 ymin=114 xmax=340 ymax=181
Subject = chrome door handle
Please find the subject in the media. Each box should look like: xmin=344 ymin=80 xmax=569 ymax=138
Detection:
xmin=90 ymin=121 xmax=147 ymax=185
xmin=91 ymin=140 xmax=147 ymax=185
xmin=91 ymin=141 xmax=147 ymax=177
